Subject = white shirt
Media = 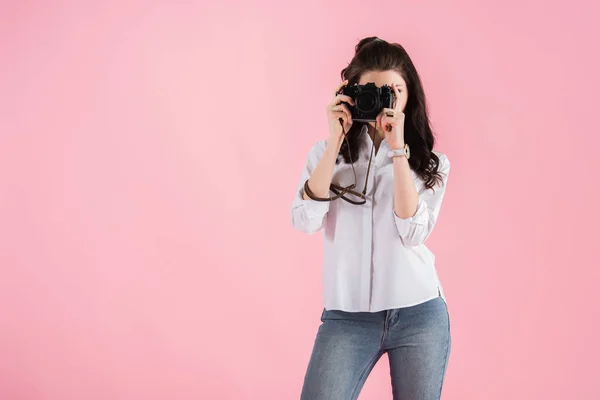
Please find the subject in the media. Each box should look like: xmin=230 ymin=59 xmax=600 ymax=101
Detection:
xmin=291 ymin=126 xmax=451 ymax=312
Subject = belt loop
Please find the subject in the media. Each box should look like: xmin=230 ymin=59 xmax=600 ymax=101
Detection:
xmin=384 ymin=309 xmax=389 ymax=331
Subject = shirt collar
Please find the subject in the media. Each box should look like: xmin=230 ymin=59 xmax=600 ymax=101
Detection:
xmin=359 ymin=124 xmax=388 ymax=149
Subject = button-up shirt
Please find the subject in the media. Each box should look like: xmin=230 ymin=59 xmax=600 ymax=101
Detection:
xmin=291 ymin=126 xmax=451 ymax=312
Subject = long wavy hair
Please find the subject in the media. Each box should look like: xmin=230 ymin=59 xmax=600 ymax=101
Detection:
xmin=338 ymin=36 xmax=443 ymax=190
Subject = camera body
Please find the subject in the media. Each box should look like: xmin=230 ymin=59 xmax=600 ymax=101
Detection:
xmin=339 ymin=82 xmax=396 ymax=122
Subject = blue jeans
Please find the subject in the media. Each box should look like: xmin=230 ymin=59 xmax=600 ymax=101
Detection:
xmin=301 ymin=295 xmax=451 ymax=399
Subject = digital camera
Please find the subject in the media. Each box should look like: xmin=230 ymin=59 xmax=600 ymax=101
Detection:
xmin=339 ymin=82 xmax=396 ymax=122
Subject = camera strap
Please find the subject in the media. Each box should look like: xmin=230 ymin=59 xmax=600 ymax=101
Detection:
xmin=303 ymin=120 xmax=374 ymax=205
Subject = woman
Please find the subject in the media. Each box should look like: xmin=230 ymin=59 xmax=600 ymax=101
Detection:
xmin=291 ymin=37 xmax=452 ymax=400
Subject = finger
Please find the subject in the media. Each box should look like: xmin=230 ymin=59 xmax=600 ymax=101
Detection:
xmin=332 ymin=110 xmax=351 ymax=123
xmin=391 ymin=83 xmax=402 ymax=111
xmin=331 ymin=104 xmax=352 ymax=114
xmin=332 ymin=111 xmax=350 ymax=129
xmin=331 ymin=111 xmax=349 ymax=122
xmin=381 ymin=115 xmax=399 ymax=128
xmin=383 ymin=108 xmax=405 ymax=121
xmin=382 ymin=107 xmax=396 ymax=118
xmin=331 ymin=110 xmax=351 ymax=126
xmin=334 ymin=79 xmax=349 ymax=95
xmin=381 ymin=116 xmax=396 ymax=132
xmin=378 ymin=108 xmax=394 ymax=126
xmin=331 ymin=104 xmax=353 ymax=122
xmin=381 ymin=115 xmax=389 ymax=128
xmin=382 ymin=113 xmax=400 ymax=124
xmin=391 ymin=82 xmax=401 ymax=98
xmin=331 ymin=110 xmax=347 ymax=118
xmin=331 ymin=94 xmax=355 ymax=106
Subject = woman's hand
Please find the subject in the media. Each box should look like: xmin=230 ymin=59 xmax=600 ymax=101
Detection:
xmin=377 ymin=82 xmax=405 ymax=149
xmin=327 ymin=80 xmax=355 ymax=142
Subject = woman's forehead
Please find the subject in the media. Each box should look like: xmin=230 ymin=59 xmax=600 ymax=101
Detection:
xmin=358 ymin=70 xmax=406 ymax=86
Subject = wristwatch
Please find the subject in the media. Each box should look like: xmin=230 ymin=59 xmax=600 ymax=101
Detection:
xmin=387 ymin=143 xmax=410 ymax=159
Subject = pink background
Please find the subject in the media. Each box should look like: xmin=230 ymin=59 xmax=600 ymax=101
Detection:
xmin=1 ymin=1 xmax=599 ymax=399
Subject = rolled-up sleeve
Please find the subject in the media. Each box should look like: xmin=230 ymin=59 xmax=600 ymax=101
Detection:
xmin=393 ymin=154 xmax=451 ymax=247
xmin=291 ymin=141 xmax=330 ymax=235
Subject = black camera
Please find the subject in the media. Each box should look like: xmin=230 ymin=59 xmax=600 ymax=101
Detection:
xmin=338 ymin=82 xmax=395 ymax=122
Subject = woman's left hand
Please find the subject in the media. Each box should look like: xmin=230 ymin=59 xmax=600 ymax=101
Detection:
xmin=377 ymin=82 xmax=405 ymax=150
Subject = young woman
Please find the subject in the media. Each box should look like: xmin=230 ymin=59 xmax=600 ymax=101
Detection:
xmin=291 ymin=37 xmax=452 ymax=400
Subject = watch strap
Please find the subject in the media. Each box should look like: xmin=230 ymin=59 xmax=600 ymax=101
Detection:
xmin=387 ymin=143 xmax=410 ymax=159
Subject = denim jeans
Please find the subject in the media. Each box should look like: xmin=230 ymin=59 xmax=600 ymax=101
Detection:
xmin=300 ymin=294 xmax=451 ymax=399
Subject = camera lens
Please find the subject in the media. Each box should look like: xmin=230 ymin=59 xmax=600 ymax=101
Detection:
xmin=356 ymin=92 xmax=377 ymax=113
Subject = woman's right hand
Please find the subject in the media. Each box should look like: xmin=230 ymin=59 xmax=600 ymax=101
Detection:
xmin=327 ymin=80 xmax=355 ymax=142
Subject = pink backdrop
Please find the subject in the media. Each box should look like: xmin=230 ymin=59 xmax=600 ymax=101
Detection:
xmin=1 ymin=1 xmax=599 ymax=399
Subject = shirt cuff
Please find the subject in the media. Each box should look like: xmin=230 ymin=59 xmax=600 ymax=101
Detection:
xmin=302 ymin=198 xmax=330 ymax=219
xmin=298 ymin=184 xmax=331 ymax=219
xmin=393 ymin=199 xmax=428 ymax=236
